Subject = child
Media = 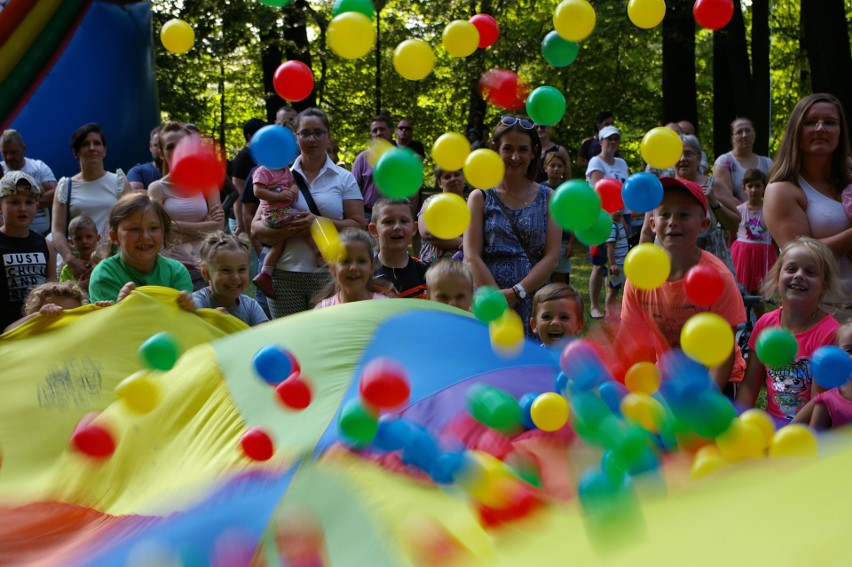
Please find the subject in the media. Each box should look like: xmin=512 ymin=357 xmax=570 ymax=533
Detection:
xmin=794 ymin=323 xmax=852 ymax=429
xmin=542 ymin=153 xmax=575 ymax=286
xmin=530 ymin=283 xmax=585 ymax=346
xmin=4 ymin=281 xmax=113 ymax=331
xmin=194 ymin=231 xmax=268 ymax=326
xmin=737 ymin=237 xmax=842 ymax=421
xmin=542 ymin=152 xmax=568 ymax=190
xmin=369 ymin=198 xmax=428 ymax=298
xmin=59 ymin=215 xmax=99 ymax=294
xmin=619 ymin=177 xmax=746 ymax=390
xmin=730 ymin=169 xmax=776 ymax=295
xmin=250 ymin=162 xmax=306 ymax=299
xmin=88 ymin=193 xmax=194 ymax=310
xmin=313 ymin=228 xmax=387 ymax=308
xmin=604 ymin=208 xmax=629 ymax=321
xmin=425 ymin=259 xmax=473 ymax=311
xmin=0 ymin=171 xmax=56 ymax=330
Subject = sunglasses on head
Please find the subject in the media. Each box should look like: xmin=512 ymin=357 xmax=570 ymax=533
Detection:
xmin=500 ymin=116 xmax=535 ymax=130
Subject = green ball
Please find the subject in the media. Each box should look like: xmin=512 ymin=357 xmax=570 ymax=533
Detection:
xmin=258 ymin=0 xmax=292 ymax=6
xmin=575 ymin=209 xmax=613 ymax=246
xmin=525 ymin=85 xmax=566 ymax=126
xmin=549 ymin=179 xmax=601 ymax=232
xmin=755 ymin=326 xmax=798 ymax=368
xmin=332 ymin=0 xmax=375 ymax=19
xmin=338 ymin=399 xmax=378 ymax=444
xmin=374 ymin=147 xmax=423 ymax=199
xmin=541 ymin=31 xmax=579 ymax=67
xmin=672 ymin=390 xmax=736 ymax=439
xmin=472 ymin=285 xmax=508 ymax=322
xmin=466 ymin=383 xmax=522 ymax=433
xmin=138 ymin=332 xmax=179 ymax=371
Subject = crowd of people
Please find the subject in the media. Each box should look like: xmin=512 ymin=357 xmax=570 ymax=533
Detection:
xmin=2 ymin=92 xmax=852 ymax=429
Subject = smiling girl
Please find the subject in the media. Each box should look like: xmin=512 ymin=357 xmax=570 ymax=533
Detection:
xmin=313 ymin=228 xmax=386 ymax=308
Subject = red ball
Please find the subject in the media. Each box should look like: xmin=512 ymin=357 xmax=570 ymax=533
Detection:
xmin=594 ymin=178 xmax=624 ymax=213
xmin=273 ymin=60 xmax=314 ymax=103
xmin=71 ymin=413 xmax=115 ymax=459
xmin=359 ymin=358 xmax=411 ymax=410
xmin=170 ymin=134 xmax=226 ymax=195
xmin=469 ymin=14 xmax=499 ymax=48
xmin=240 ymin=428 xmax=274 ymax=461
xmin=276 ymin=373 xmax=312 ymax=410
xmin=684 ymin=264 xmax=725 ymax=306
xmin=478 ymin=69 xmax=529 ymax=111
xmin=693 ymin=0 xmax=734 ymax=30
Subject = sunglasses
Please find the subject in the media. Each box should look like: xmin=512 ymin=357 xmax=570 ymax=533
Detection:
xmin=500 ymin=116 xmax=535 ymax=130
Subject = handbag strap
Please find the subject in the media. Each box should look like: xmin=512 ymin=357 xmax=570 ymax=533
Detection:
xmin=64 ymin=177 xmax=73 ymax=236
xmin=484 ymin=188 xmax=539 ymax=266
xmin=292 ymin=170 xmax=321 ymax=216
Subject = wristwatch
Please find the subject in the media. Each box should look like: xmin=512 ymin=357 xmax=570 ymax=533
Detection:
xmin=512 ymin=283 xmax=527 ymax=299
xmin=711 ymin=202 xmax=722 ymax=211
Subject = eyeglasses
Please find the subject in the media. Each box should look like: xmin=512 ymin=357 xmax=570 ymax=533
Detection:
xmin=397 ymin=125 xmax=412 ymax=131
xmin=297 ymin=129 xmax=327 ymax=140
xmin=500 ymin=116 xmax=535 ymax=130
xmin=803 ymin=119 xmax=840 ymax=130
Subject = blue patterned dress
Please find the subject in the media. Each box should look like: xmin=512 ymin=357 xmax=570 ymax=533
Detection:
xmin=481 ymin=185 xmax=552 ymax=336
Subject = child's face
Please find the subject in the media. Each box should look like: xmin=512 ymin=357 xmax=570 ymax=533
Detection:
xmin=110 ymin=208 xmax=164 ymax=273
xmin=837 ymin=326 xmax=852 ymax=356
xmin=428 ymin=273 xmax=472 ymax=311
xmin=71 ymin=227 xmax=100 ymax=260
xmin=205 ymin=249 xmax=249 ymax=302
xmin=530 ymin=298 xmax=584 ymax=345
xmin=42 ymin=295 xmax=82 ymax=311
xmin=611 ymin=208 xmax=624 ymax=223
xmin=0 ymin=191 xmax=38 ymax=233
xmin=371 ymin=205 xmax=416 ymax=253
xmin=744 ymin=181 xmax=765 ymax=202
xmin=778 ymin=247 xmax=824 ymax=308
xmin=544 ymin=159 xmax=565 ymax=182
xmin=333 ymin=240 xmax=373 ymax=295
xmin=650 ymin=190 xmax=710 ymax=254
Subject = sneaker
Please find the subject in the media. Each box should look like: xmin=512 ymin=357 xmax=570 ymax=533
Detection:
xmin=253 ymin=272 xmax=276 ymax=298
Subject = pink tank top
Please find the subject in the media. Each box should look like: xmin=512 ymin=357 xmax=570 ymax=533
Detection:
xmin=800 ymin=177 xmax=852 ymax=297
xmin=812 ymin=388 xmax=852 ymax=428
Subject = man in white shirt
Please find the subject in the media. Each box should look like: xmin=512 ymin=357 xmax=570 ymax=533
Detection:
xmin=1 ymin=129 xmax=57 ymax=235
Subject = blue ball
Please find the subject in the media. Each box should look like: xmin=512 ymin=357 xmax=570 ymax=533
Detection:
xmin=657 ymin=349 xmax=713 ymax=404
xmin=373 ymin=416 xmax=416 ymax=452
xmin=401 ymin=425 xmax=441 ymax=472
xmin=429 ymin=450 xmax=467 ymax=484
xmin=250 ymin=125 xmax=298 ymax=169
xmin=252 ymin=345 xmax=293 ymax=385
xmin=811 ymin=346 xmax=852 ymax=389
xmin=622 ymin=172 xmax=664 ymax=213
xmin=598 ymin=381 xmax=628 ymax=416
xmin=519 ymin=392 xmax=540 ymax=429
xmin=554 ymin=372 xmax=569 ymax=395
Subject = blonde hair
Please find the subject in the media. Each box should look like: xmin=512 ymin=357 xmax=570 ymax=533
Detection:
xmin=68 ymin=215 xmax=97 ymax=236
xmin=312 ymin=228 xmax=380 ymax=303
xmin=23 ymin=282 xmax=85 ymax=315
xmin=425 ymin=259 xmax=473 ymax=291
xmin=760 ymin=237 xmax=842 ymax=302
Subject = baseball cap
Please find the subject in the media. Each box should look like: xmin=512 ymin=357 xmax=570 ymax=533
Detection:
xmin=0 ymin=171 xmax=41 ymax=199
xmin=660 ymin=177 xmax=707 ymax=214
xmin=598 ymin=125 xmax=621 ymax=140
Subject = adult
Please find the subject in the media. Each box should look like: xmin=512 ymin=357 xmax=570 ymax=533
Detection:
xmin=713 ymin=117 xmax=773 ymax=202
xmin=764 ymin=93 xmax=852 ymax=301
xmin=51 ymin=123 xmax=131 ymax=280
xmin=351 ymin=114 xmax=394 ymax=219
xmin=464 ymin=115 xmax=561 ymax=336
xmin=677 ymin=120 xmax=709 ymax=174
xmin=536 ymin=124 xmax=572 ymax=183
xmin=127 ymin=125 xmax=163 ymax=191
xmin=231 ymin=118 xmax=267 ymax=235
xmin=275 ymin=105 xmax=298 ymax=129
xmin=577 ymin=111 xmax=614 ymax=175
xmin=418 ymin=167 xmax=467 ymax=264
xmin=395 ymin=118 xmax=426 ymax=159
xmin=1 ymin=130 xmax=57 ymax=235
xmin=251 ymin=108 xmax=366 ymax=318
xmin=148 ymin=121 xmax=224 ymax=290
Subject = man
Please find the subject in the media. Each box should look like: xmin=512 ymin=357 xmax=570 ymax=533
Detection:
xmin=231 ymin=118 xmax=268 ymax=235
xmin=1 ymin=130 xmax=56 ymax=235
xmin=127 ymin=125 xmax=163 ymax=191
xmin=351 ymin=115 xmax=394 ymax=219
xmin=275 ymin=105 xmax=298 ymax=129
xmin=394 ymin=118 xmax=425 ymax=159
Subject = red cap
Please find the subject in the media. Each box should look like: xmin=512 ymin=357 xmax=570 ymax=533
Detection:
xmin=660 ymin=177 xmax=708 ymax=214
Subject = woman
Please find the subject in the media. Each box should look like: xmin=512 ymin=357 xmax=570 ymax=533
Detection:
xmin=251 ymin=108 xmax=366 ymax=317
xmin=764 ymin=93 xmax=852 ymax=301
xmin=418 ymin=167 xmax=468 ymax=264
xmin=51 ymin=123 xmax=131 ymax=281
xmin=713 ymin=117 xmax=773 ymax=202
xmin=536 ymin=124 xmax=572 ymax=183
xmin=464 ymin=115 xmax=561 ymax=336
xmin=148 ymin=121 xmax=224 ymax=290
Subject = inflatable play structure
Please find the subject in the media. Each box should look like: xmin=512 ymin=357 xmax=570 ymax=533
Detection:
xmin=0 ymin=290 xmax=850 ymax=566
xmin=0 ymin=0 xmax=158 ymax=177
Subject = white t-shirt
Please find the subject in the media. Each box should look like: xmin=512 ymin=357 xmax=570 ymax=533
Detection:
xmin=57 ymin=170 xmax=127 ymax=239
xmin=586 ymin=156 xmax=629 ymax=184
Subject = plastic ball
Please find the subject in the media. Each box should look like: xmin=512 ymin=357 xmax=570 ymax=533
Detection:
xmin=365 ymin=137 xmax=393 ymax=167
xmin=170 ymin=135 xmax=226 ymax=194
xmin=360 ymin=357 xmax=411 ymax=409
xmin=519 ymin=392 xmax=540 ymax=429
xmin=463 ymin=148 xmax=504 ymax=189
xmin=683 ymin=263 xmax=725 ymax=307
xmin=769 ymin=424 xmax=818 ymax=459
xmin=338 ymin=400 xmax=379 ymax=445
xmin=489 ymin=309 xmax=525 ymax=356
xmin=250 ymin=125 xmax=298 ymax=170
xmin=595 ymin=178 xmax=623 ymax=213
xmin=327 ymin=12 xmax=375 ymax=59
xmin=669 ymin=390 xmax=736 ymax=439
xmin=755 ymin=327 xmax=799 ymax=369
xmin=115 ymin=371 xmax=160 ymax=414
xmin=478 ymin=69 xmax=529 ymax=111
xmin=310 ymin=217 xmax=345 ymax=264
xmin=258 ymin=0 xmax=293 ymax=5
xmin=693 ymin=0 xmax=734 ymax=30
xmin=620 ymin=393 xmax=665 ymax=433
xmin=393 ymin=39 xmax=435 ymax=81
xmin=549 ymin=179 xmax=601 ymax=232
xmin=811 ymin=345 xmax=852 ymax=389
xmin=525 ymin=86 xmax=566 ymax=126
xmin=624 ymin=361 xmax=661 ymax=394
xmin=253 ymin=345 xmax=294 ymax=385
xmin=139 ymin=332 xmax=180 ymax=372
xmin=71 ymin=413 xmax=116 ymax=459
xmin=554 ymin=371 xmax=569 ymax=395
xmin=641 ymin=127 xmax=683 ymax=170
xmin=374 ymin=147 xmax=423 ymax=198
xmin=739 ymin=408 xmax=775 ymax=449
xmin=331 ymin=0 xmax=375 ymax=18
xmin=472 ymin=286 xmax=508 ymax=322
xmin=401 ymin=425 xmax=442 ymax=472
xmin=623 ymin=243 xmax=670 ymax=290
xmin=560 ymin=339 xmax=611 ymax=391
xmin=715 ymin=418 xmax=764 ymax=462
xmin=160 ymin=19 xmax=194 ymax=54
xmin=541 ymin=31 xmax=579 ymax=67
xmin=574 ymin=209 xmax=613 ymax=246
xmin=598 ymin=380 xmax=629 ymax=415
xmin=627 ymin=0 xmax=666 ymax=29
xmin=530 ymin=392 xmax=570 ymax=431
xmin=690 ymin=444 xmax=728 ymax=480
xmin=373 ymin=416 xmax=416 ymax=452
xmin=442 ymin=20 xmax=479 ymax=58
xmin=429 ymin=451 xmax=467 ymax=484
xmin=681 ymin=312 xmax=734 ymax=367
xmin=272 ymin=60 xmax=314 ymax=102
xmin=553 ymin=0 xmax=597 ymax=41
xmin=469 ymin=13 xmax=499 ymax=48
xmin=657 ymin=349 xmax=714 ymax=403
xmin=240 ymin=428 xmax=274 ymax=461
xmin=432 ymin=133 xmax=471 ymax=171
xmin=275 ymin=374 xmax=312 ymax=409
xmin=622 ymin=172 xmax=664 ymax=213
xmin=422 ymin=193 xmax=470 ymax=239
xmin=466 ymin=383 xmax=522 ymax=433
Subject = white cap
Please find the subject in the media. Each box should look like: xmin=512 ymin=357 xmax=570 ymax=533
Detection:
xmin=598 ymin=125 xmax=621 ymax=140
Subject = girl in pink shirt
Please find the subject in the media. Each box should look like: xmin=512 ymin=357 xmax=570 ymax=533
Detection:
xmin=313 ymin=228 xmax=386 ymax=309
xmin=809 ymin=323 xmax=852 ymax=429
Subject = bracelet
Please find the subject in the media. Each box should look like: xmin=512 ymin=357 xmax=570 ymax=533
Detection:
xmin=711 ymin=202 xmax=722 ymax=211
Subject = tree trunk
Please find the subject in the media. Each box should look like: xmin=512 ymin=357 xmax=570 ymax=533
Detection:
xmin=661 ymin=0 xmax=697 ymax=127
xmin=260 ymin=19 xmax=283 ymax=122
xmin=750 ymin=0 xmax=770 ymax=155
xmin=801 ymin=0 xmax=852 ymax=116
xmin=712 ymin=1 xmax=751 ymax=159
xmin=281 ymin=0 xmax=316 ymax=112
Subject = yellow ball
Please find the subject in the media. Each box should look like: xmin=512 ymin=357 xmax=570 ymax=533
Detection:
xmin=620 ymin=393 xmax=665 ymax=433
xmin=328 ymin=12 xmax=376 ymax=59
xmin=393 ymin=39 xmax=435 ymax=81
xmin=680 ymin=312 xmax=734 ymax=367
xmin=160 ymin=19 xmax=195 ymax=55
xmin=553 ymin=0 xmax=596 ymax=41
xmin=458 ymin=451 xmax=515 ymax=508
xmin=311 ymin=217 xmax=344 ymax=264
xmin=769 ymin=424 xmax=818 ymax=459
xmin=739 ymin=408 xmax=775 ymax=449
xmin=442 ymin=20 xmax=480 ymax=58
xmin=623 ymin=243 xmax=671 ymax=290
xmin=530 ymin=393 xmax=570 ymax=431
xmin=715 ymin=418 xmax=764 ymax=462
xmin=489 ymin=308 xmax=524 ymax=356
xmin=691 ymin=444 xmax=728 ymax=480
xmin=641 ymin=126 xmax=684 ymax=169
xmin=627 ymin=0 xmax=666 ymax=29
xmin=463 ymin=149 xmax=504 ymax=189
xmin=624 ymin=361 xmax=661 ymax=394
xmin=115 ymin=371 xmax=160 ymax=414
xmin=423 ymin=193 xmax=470 ymax=239
xmin=366 ymin=138 xmax=393 ymax=168
xmin=432 ymin=133 xmax=471 ymax=171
